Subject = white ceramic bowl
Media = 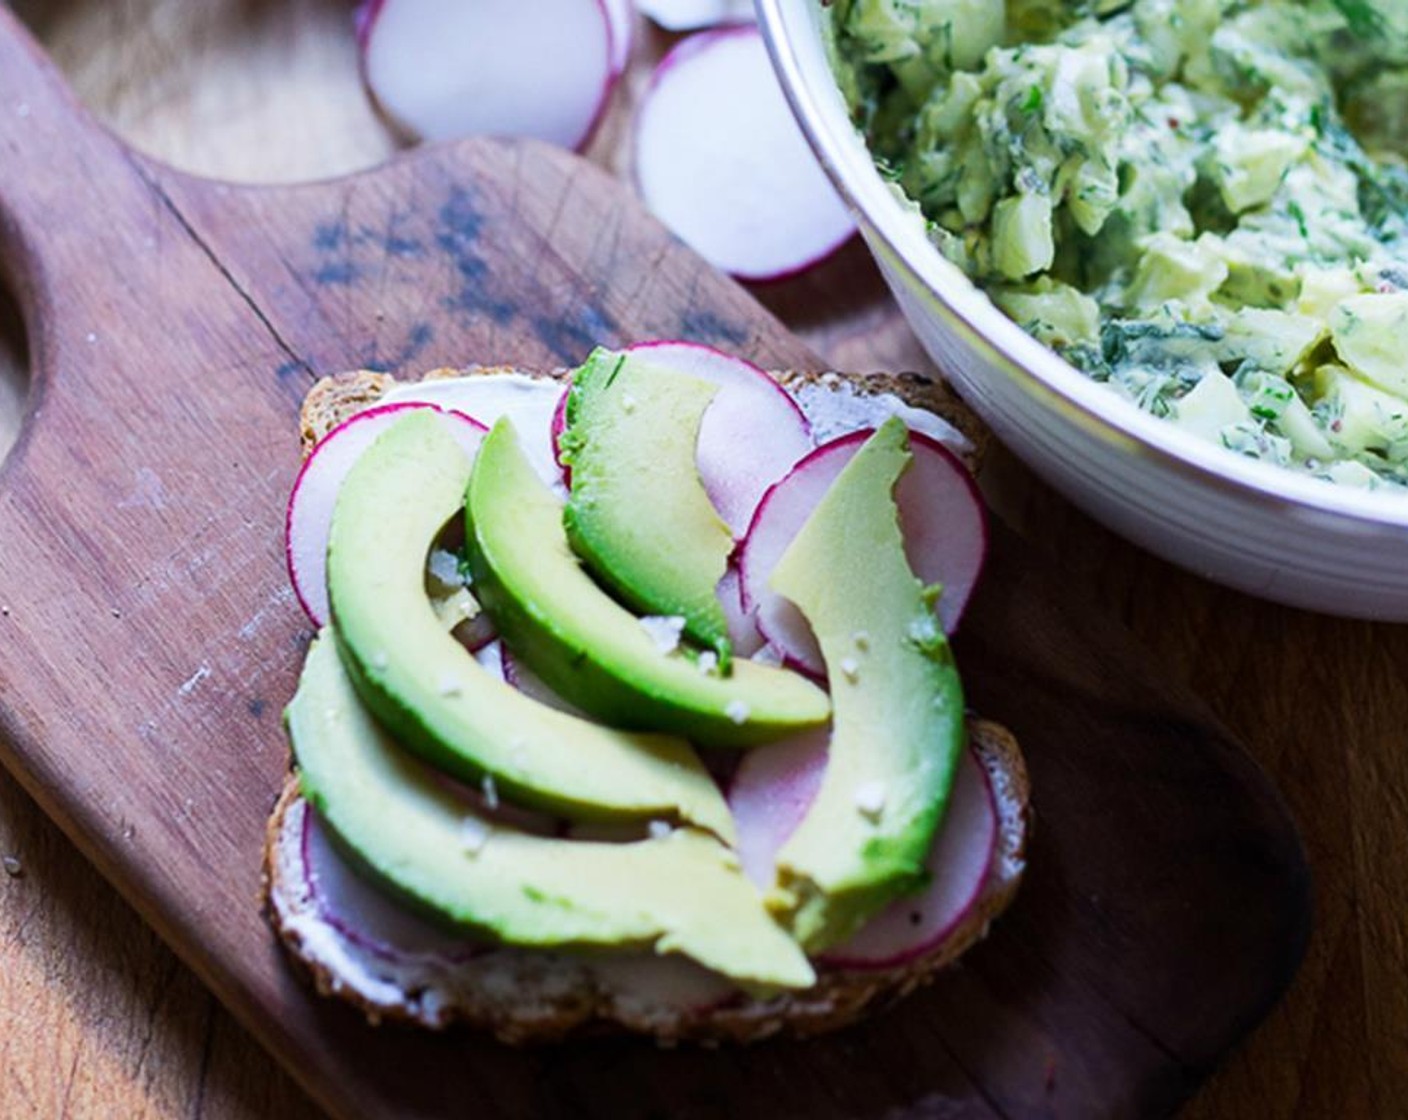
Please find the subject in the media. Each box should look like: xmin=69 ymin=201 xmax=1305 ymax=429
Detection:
xmin=757 ymin=0 xmax=1408 ymax=619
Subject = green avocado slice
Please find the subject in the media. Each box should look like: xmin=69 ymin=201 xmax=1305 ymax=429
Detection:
xmin=326 ymin=410 xmax=733 ymax=838
xmin=560 ymin=349 xmax=734 ymax=666
xmin=288 ymin=635 xmax=815 ymax=989
xmin=467 ymin=419 xmax=831 ymax=749
xmin=766 ymin=418 xmax=965 ymax=952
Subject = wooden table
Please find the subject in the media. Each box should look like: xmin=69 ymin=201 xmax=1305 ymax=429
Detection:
xmin=0 ymin=2 xmax=1403 ymax=1115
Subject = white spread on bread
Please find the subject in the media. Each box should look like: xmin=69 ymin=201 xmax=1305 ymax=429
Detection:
xmin=790 ymin=374 xmax=971 ymax=454
xmin=380 ymin=372 xmax=564 ymax=486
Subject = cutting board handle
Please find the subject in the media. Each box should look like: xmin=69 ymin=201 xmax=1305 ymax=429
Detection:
xmin=0 ymin=7 xmax=142 ymax=310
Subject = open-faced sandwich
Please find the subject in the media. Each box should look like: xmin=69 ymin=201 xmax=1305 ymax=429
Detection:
xmin=265 ymin=342 xmax=1031 ymax=1043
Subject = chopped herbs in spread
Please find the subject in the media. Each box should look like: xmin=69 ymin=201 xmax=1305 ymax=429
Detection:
xmin=828 ymin=0 xmax=1408 ymax=488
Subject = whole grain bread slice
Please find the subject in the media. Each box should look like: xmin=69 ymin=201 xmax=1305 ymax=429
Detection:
xmin=267 ymin=362 xmax=1027 ymax=1044
xmin=266 ymin=718 xmax=1028 ymax=1044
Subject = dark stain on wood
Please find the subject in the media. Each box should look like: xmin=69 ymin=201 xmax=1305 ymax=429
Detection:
xmin=676 ymin=309 xmax=750 ymax=348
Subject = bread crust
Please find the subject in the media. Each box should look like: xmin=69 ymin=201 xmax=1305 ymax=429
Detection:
xmin=264 ymin=720 xmax=1029 ymax=1044
xmin=298 ymin=365 xmax=989 ymax=472
xmin=271 ymin=361 xmax=1024 ymax=1043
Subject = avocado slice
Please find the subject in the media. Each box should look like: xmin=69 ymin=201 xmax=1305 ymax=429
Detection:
xmin=289 ymin=635 xmax=814 ymax=989
xmin=326 ymin=410 xmax=733 ymax=837
xmin=467 ymin=419 xmax=831 ymax=748
xmin=765 ymin=418 xmax=965 ymax=952
xmin=560 ymin=349 xmax=734 ymax=666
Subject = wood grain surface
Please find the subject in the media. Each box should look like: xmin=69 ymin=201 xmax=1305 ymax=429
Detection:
xmin=0 ymin=1 xmax=1394 ymax=1117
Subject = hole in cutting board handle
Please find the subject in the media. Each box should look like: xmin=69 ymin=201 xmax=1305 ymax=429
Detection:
xmin=9 ymin=0 xmax=396 ymax=186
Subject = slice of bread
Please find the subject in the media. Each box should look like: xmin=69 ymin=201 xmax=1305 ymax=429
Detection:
xmin=266 ymin=364 xmax=1028 ymax=1044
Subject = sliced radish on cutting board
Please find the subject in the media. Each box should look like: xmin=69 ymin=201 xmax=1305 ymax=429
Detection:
xmin=634 ymin=26 xmax=854 ymax=281
xmin=739 ymin=429 xmax=987 ymax=676
xmin=728 ymin=735 xmax=998 ymax=970
xmin=626 ymin=341 xmax=812 ymax=534
xmin=286 ymin=404 xmax=487 ymax=627
xmin=637 ymin=0 xmax=755 ymax=31
xmin=361 ymin=0 xmax=615 ymax=151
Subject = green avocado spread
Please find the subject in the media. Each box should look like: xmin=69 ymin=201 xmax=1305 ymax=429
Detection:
xmin=828 ymin=0 xmax=1408 ymax=488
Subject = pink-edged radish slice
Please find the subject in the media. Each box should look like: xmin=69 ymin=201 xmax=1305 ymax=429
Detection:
xmin=727 ymin=727 xmax=829 ymax=890
xmin=286 ymin=404 xmax=487 ymax=627
xmin=381 ymin=373 xmax=565 ymax=488
xmin=739 ymin=429 xmax=987 ymax=677
xmin=427 ymin=768 xmax=564 ymax=837
xmin=552 ymin=343 xmax=810 ymax=532
xmin=353 ymin=0 xmax=378 ymax=49
xmin=717 ymin=564 xmax=765 ymax=657
xmin=303 ymin=799 xmax=482 ymax=962
xmin=634 ymin=27 xmax=855 ymax=282
xmin=550 ymin=382 xmax=572 ymax=483
xmin=728 ymin=734 xmax=998 ymax=970
xmin=637 ymin=0 xmax=755 ymax=31
xmin=603 ymin=0 xmax=635 ymax=75
xmin=500 ymin=646 xmax=588 ymax=717
xmin=626 ymin=341 xmax=812 ymax=534
xmin=823 ymin=748 xmax=997 ymax=970
xmin=361 ymin=0 xmax=616 ymax=151
xmin=473 ymin=639 xmax=507 ymax=679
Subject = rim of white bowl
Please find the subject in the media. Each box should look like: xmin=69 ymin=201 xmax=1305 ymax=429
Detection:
xmin=756 ymin=0 xmax=1408 ymax=532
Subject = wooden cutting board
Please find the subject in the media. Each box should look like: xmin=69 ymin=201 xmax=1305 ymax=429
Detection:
xmin=0 ymin=11 xmax=1309 ymax=1119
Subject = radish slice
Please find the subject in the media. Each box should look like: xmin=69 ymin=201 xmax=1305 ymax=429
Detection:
xmin=823 ymin=749 xmax=997 ymax=969
xmin=448 ymin=607 xmax=497 ymax=656
xmin=728 ymin=735 xmax=998 ymax=970
xmin=634 ymin=27 xmax=855 ymax=281
xmin=500 ymin=646 xmax=588 ymax=717
xmin=728 ymin=727 xmax=829 ymax=890
xmin=626 ymin=341 xmax=813 ymax=534
xmin=603 ymin=0 xmax=635 ymax=75
xmin=361 ymin=0 xmax=615 ymax=151
xmin=738 ymin=430 xmax=987 ymax=676
xmin=550 ymin=382 xmax=572 ymax=484
xmin=286 ymin=404 xmax=486 ymax=627
xmin=637 ymin=0 xmax=755 ymax=31
xmin=303 ymin=800 xmax=482 ymax=961
xmin=381 ymin=373 xmax=564 ymax=488
xmin=353 ymin=0 xmax=379 ymax=49
xmin=717 ymin=564 xmax=764 ymax=657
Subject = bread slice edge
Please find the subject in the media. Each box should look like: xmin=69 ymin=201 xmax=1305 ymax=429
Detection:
xmin=269 ymin=361 xmax=1026 ymax=1043
xmin=265 ymin=718 xmax=1030 ymax=1044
